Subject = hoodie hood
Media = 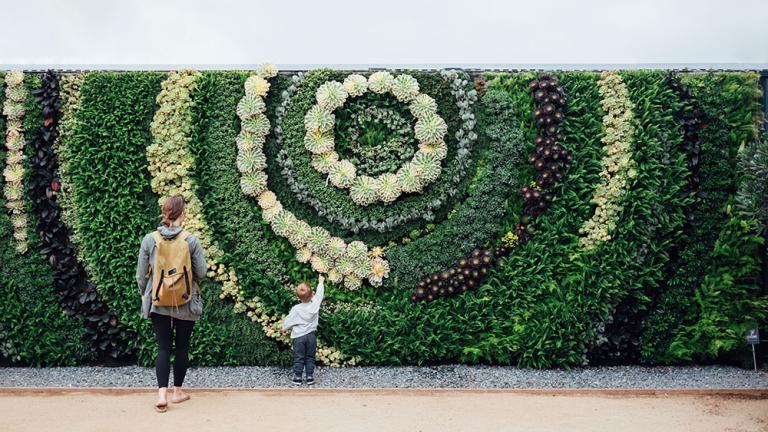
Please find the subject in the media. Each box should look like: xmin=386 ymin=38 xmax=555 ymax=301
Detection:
xmin=158 ymin=225 xmax=183 ymax=240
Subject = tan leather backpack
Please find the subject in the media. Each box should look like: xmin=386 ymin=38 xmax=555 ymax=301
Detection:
xmin=150 ymin=230 xmax=193 ymax=307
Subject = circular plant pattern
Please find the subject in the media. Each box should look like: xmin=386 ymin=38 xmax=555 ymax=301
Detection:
xmin=305 ymin=72 xmax=448 ymax=206
xmin=272 ymin=70 xmax=478 ymax=240
xmin=335 ymin=103 xmax=416 ymax=177
xmin=236 ymin=67 xmax=391 ymax=289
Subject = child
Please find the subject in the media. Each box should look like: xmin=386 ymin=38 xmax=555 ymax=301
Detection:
xmin=282 ymin=275 xmax=325 ymax=386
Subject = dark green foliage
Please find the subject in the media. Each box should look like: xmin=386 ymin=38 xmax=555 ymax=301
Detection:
xmin=333 ymin=92 xmax=417 ymax=177
xmin=0 ymin=73 xmax=89 ymax=366
xmin=640 ymin=72 xmax=763 ymax=363
xmin=65 ymin=72 xmax=164 ymax=361
xmin=736 ymin=134 xmax=768 ymax=233
xmin=666 ymin=202 xmax=765 ymax=361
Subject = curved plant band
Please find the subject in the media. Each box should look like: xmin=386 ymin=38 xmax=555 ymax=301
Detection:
xmin=236 ymin=66 xmax=390 ymax=292
xmin=578 ymin=71 xmax=637 ymax=249
xmin=411 ymin=72 xmax=571 ymax=302
xmin=27 ymin=71 xmax=128 ymax=359
xmin=3 ymin=71 xmax=29 ymax=254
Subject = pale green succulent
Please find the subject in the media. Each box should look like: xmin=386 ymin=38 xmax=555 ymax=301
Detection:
xmin=6 ymin=85 xmax=27 ymax=103
xmin=304 ymin=105 xmax=335 ymax=133
xmin=242 ymin=113 xmax=270 ymax=135
xmin=310 ymin=254 xmax=330 ymax=273
xmin=304 ymin=131 xmax=335 ymax=154
xmin=257 ymin=190 xmax=278 ymax=209
xmin=397 ymin=162 xmax=423 ymax=194
xmin=296 ymin=247 xmax=313 ymax=263
xmin=377 ymin=173 xmax=401 ymax=203
xmin=311 ymin=151 xmax=339 ymax=174
xmin=414 ymin=113 xmax=448 ymax=144
xmin=412 ymin=151 xmax=441 ymax=183
xmin=419 ymin=141 xmax=448 ymax=160
xmin=327 ymin=268 xmax=343 ymax=283
xmin=306 ymin=226 xmax=331 ymax=254
xmin=11 ymin=214 xmax=27 ymax=229
xmin=14 ymin=229 xmax=28 ymax=241
xmin=5 ymin=134 xmax=24 ymax=152
xmin=240 ymin=171 xmax=268 ymax=196
xmin=237 ymin=94 xmax=267 ymax=119
xmin=409 ymin=93 xmax=438 ymax=118
xmin=3 ymin=165 xmax=24 ymax=183
xmin=368 ymin=71 xmax=394 ymax=94
xmin=287 ymin=219 xmax=312 ymax=248
xmin=5 ymin=199 xmax=24 ymax=211
xmin=352 ymin=257 xmax=373 ymax=279
xmin=368 ymin=275 xmax=383 ymax=287
xmin=349 ymin=175 xmax=379 ymax=206
xmin=391 ymin=74 xmax=420 ymax=103
xmin=258 ymin=63 xmax=279 ymax=79
xmin=326 ymin=237 xmax=347 ymax=259
xmin=261 ymin=201 xmax=284 ymax=222
xmin=245 ymin=75 xmax=270 ymax=97
xmin=343 ymin=74 xmax=368 ymax=97
xmin=343 ymin=274 xmax=362 ymax=291
xmin=329 ymin=160 xmax=356 ymax=189
xmin=236 ymin=150 xmax=267 ymax=173
xmin=3 ymin=103 xmax=25 ymax=119
xmin=4 ymin=183 xmax=23 ymax=201
xmin=5 ymin=150 xmax=24 ymax=165
xmin=346 ymin=240 xmax=368 ymax=260
xmin=335 ymin=255 xmax=354 ymax=276
xmin=316 ymin=81 xmax=348 ymax=111
xmin=5 ymin=71 xmax=24 ymax=86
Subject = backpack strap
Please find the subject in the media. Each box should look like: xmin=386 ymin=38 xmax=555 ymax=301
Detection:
xmin=178 ymin=230 xmax=191 ymax=242
xmin=151 ymin=231 xmax=163 ymax=244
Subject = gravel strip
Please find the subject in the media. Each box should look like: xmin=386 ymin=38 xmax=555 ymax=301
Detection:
xmin=0 ymin=365 xmax=766 ymax=389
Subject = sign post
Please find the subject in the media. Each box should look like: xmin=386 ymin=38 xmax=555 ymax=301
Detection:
xmin=746 ymin=328 xmax=760 ymax=371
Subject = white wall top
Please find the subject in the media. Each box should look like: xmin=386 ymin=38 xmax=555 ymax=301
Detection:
xmin=1 ymin=0 xmax=766 ymax=68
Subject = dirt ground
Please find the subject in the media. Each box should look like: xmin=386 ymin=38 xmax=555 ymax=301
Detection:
xmin=1 ymin=390 xmax=766 ymax=432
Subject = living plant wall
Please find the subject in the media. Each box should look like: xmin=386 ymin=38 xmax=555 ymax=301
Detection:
xmin=0 ymin=66 xmax=765 ymax=368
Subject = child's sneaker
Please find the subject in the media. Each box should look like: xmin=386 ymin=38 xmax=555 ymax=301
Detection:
xmin=306 ymin=376 xmax=315 ymax=386
xmin=292 ymin=376 xmax=302 ymax=386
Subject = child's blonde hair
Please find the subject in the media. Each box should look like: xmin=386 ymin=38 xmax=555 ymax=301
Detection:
xmin=296 ymin=281 xmax=312 ymax=303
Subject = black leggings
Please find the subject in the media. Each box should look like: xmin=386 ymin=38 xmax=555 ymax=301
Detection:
xmin=150 ymin=313 xmax=195 ymax=388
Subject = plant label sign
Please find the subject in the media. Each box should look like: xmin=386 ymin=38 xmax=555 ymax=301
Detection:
xmin=746 ymin=328 xmax=760 ymax=345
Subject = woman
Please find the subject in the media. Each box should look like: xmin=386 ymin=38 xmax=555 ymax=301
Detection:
xmin=136 ymin=195 xmax=206 ymax=413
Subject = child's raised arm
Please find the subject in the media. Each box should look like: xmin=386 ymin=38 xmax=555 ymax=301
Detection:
xmin=307 ymin=276 xmax=325 ymax=313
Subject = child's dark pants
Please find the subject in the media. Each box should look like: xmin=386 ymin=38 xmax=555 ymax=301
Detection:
xmin=292 ymin=331 xmax=317 ymax=378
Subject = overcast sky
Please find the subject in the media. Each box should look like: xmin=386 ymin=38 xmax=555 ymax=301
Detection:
xmin=1 ymin=0 xmax=766 ymax=68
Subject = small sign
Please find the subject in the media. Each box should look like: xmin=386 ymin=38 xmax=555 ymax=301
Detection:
xmin=746 ymin=328 xmax=760 ymax=345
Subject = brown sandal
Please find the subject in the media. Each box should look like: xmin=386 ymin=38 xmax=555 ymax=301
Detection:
xmin=171 ymin=394 xmax=191 ymax=404
xmin=154 ymin=402 xmax=168 ymax=413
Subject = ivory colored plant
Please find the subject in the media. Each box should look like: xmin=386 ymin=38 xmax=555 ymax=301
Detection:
xmin=304 ymin=72 xmax=449 ymax=206
xmin=2 ymin=71 xmax=29 ymax=254
xmin=578 ymin=71 xmax=637 ymax=249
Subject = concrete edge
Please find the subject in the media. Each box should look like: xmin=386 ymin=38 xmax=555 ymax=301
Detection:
xmin=1 ymin=387 xmax=766 ymax=398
